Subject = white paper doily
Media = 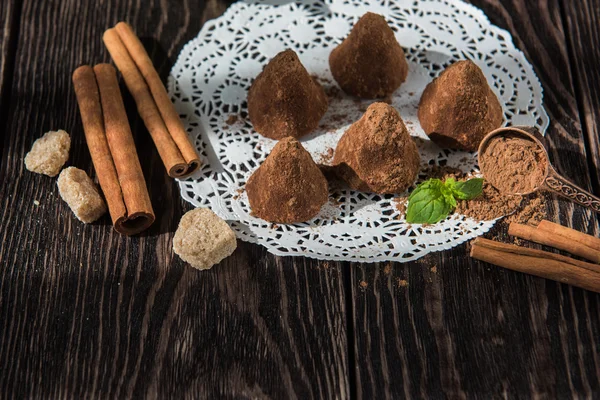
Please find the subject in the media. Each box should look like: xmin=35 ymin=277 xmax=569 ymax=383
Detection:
xmin=167 ymin=0 xmax=549 ymax=262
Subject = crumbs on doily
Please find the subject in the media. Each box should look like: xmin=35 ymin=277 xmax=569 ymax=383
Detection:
xmin=319 ymin=147 xmax=335 ymax=164
xmin=226 ymin=114 xmax=238 ymax=125
xmin=393 ymin=196 xmax=407 ymax=218
xmin=233 ymin=187 xmax=244 ymax=200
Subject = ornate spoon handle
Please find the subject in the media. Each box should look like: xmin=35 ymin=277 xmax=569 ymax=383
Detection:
xmin=543 ymin=166 xmax=600 ymax=213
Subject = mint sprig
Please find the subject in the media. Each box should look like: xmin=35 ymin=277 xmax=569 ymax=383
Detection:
xmin=406 ymin=177 xmax=484 ymax=224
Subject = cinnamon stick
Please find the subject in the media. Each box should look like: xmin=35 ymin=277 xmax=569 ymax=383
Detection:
xmin=103 ymin=25 xmax=199 ymax=178
xmin=537 ymin=220 xmax=600 ymax=252
xmin=509 ymin=222 xmax=600 ymax=263
xmin=470 ymin=238 xmax=600 ymax=293
xmin=114 ymin=22 xmax=199 ymax=174
xmin=103 ymin=28 xmax=189 ymax=178
xmin=73 ymin=64 xmax=155 ymax=235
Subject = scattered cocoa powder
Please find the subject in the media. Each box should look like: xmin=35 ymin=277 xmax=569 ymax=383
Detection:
xmin=422 ymin=165 xmax=464 ymax=181
xmin=431 ymin=266 xmax=437 ymax=273
xmin=411 ymin=165 xmax=548 ymax=224
xmin=332 ymin=102 xmax=420 ymax=194
xmin=226 ymin=114 xmax=238 ymax=125
xmin=248 ymin=49 xmax=328 ymax=140
xmin=504 ymin=194 xmax=547 ymax=226
xmin=455 ymin=181 xmax=547 ymax=224
xmin=455 ymin=182 xmax=522 ymax=221
xmin=393 ymin=197 xmax=407 ymax=216
xmin=319 ymin=147 xmax=335 ymax=164
xmin=329 ymin=12 xmax=408 ymax=99
xmin=418 ymin=60 xmax=503 ymax=151
xmin=246 ymin=137 xmax=328 ymax=223
xmin=383 ymin=264 xmax=392 ymax=275
xmin=325 ymin=85 xmax=342 ymax=99
xmin=480 ymin=135 xmax=547 ymax=195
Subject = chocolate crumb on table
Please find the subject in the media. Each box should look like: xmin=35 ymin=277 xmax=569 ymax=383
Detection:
xmin=359 ymin=280 xmax=368 ymax=289
xmin=24 ymin=130 xmax=71 ymax=177
xmin=57 ymin=167 xmax=107 ymax=223
xmin=383 ymin=264 xmax=392 ymax=275
xmin=397 ymin=278 xmax=408 ymax=287
xmin=172 ymin=208 xmax=237 ymax=270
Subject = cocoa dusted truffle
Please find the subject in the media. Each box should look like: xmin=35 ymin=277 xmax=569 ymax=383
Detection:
xmin=247 ymin=49 xmax=328 ymax=140
xmin=329 ymin=12 xmax=408 ymax=99
xmin=418 ymin=60 xmax=503 ymax=151
xmin=332 ymin=102 xmax=420 ymax=194
xmin=246 ymin=137 xmax=328 ymax=223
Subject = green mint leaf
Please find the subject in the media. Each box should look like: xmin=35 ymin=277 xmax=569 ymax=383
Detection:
xmin=406 ymin=179 xmax=453 ymax=224
xmin=445 ymin=177 xmax=456 ymax=188
xmin=451 ymin=178 xmax=484 ymax=200
xmin=442 ymin=188 xmax=457 ymax=208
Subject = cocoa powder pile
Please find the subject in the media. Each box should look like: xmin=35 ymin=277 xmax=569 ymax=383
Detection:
xmin=418 ymin=60 xmax=503 ymax=151
xmin=247 ymin=49 xmax=328 ymax=140
xmin=246 ymin=137 xmax=328 ymax=223
xmin=329 ymin=12 xmax=408 ymax=99
xmin=455 ymin=181 xmax=546 ymax=225
xmin=419 ymin=165 xmax=547 ymax=224
xmin=332 ymin=102 xmax=420 ymax=194
xmin=480 ymin=135 xmax=547 ymax=194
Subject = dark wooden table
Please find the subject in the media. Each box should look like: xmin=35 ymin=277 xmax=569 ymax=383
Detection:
xmin=1 ymin=0 xmax=599 ymax=398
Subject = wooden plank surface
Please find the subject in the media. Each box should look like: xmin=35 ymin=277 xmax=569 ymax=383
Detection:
xmin=1 ymin=0 xmax=600 ymax=398
xmin=0 ymin=0 xmax=20 ymax=139
xmin=0 ymin=1 xmax=17 ymax=94
xmin=562 ymin=0 xmax=600 ymax=194
xmin=0 ymin=0 xmax=349 ymax=398
xmin=350 ymin=0 xmax=600 ymax=398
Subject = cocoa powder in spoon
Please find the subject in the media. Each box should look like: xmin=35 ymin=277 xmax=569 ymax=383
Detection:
xmin=480 ymin=135 xmax=547 ymax=195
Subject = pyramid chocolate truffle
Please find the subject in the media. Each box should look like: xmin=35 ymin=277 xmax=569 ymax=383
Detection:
xmin=248 ymin=50 xmax=328 ymax=140
xmin=246 ymin=137 xmax=328 ymax=223
xmin=418 ymin=60 xmax=503 ymax=151
xmin=332 ymin=102 xmax=420 ymax=194
xmin=329 ymin=12 xmax=408 ymax=99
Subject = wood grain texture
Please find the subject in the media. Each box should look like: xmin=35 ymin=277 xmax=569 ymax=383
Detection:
xmin=562 ymin=0 xmax=600 ymax=194
xmin=0 ymin=1 xmax=17 ymax=98
xmin=0 ymin=0 xmax=349 ymax=398
xmin=350 ymin=0 xmax=600 ymax=398
xmin=2 ymin=0 xmax=600 ymax=398
xmin=0 ymin=0 xmax=21 ymax=153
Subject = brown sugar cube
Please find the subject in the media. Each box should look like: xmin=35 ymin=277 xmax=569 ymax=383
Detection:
xmin=57 ymin=167 xmax=107 ymax=223
xmin=24 ymin=130 xmax=71 ymax=177
xmin=172 ymin=208 xmax=237 ymax=270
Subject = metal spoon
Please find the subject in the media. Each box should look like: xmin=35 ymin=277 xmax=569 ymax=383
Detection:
xmin=478 ymin=126 xmax=600 ymax=213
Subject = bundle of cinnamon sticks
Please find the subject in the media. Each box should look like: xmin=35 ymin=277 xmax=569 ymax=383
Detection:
xmin=73 ymin=64 xmax=155 ymax=235
xmin=471 ymin=220 xmax=600 ymax=293
xmin=103 ymin=22 xmax=200 ymax=178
